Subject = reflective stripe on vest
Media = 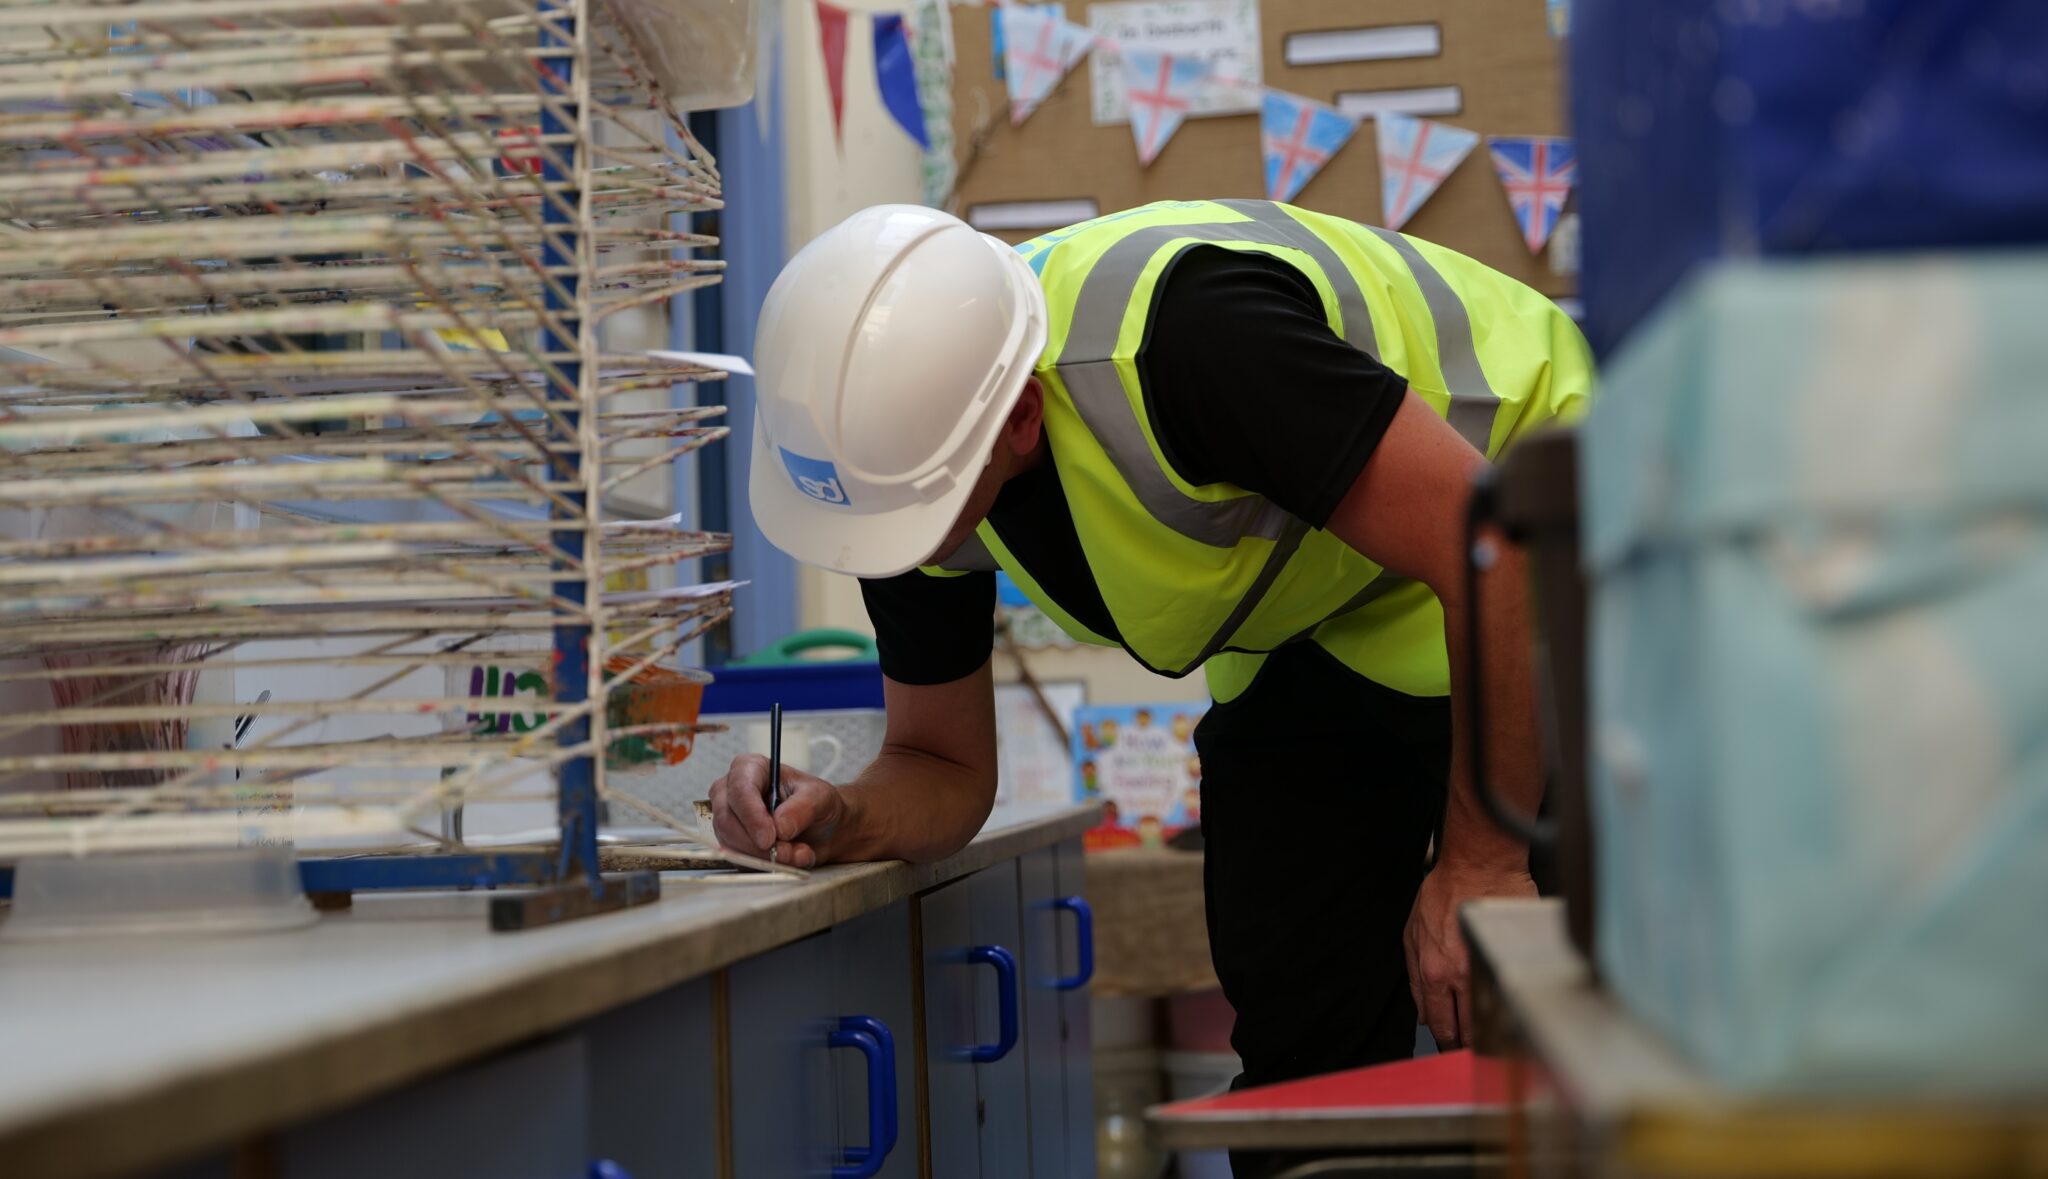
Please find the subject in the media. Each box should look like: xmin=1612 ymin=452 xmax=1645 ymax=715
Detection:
xmin=1049 ymin=201 xmax=1507 ymax=551
xmin=936 ymin=200 xmax=1592 ymax=694
xmin=1041 ymin=201 xmax=1495 ymax=673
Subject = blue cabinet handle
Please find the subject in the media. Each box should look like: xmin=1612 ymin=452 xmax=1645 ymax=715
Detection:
xmin=828 ymin=1018 xmax=897 ymax=1179
xmin=588 ymin=1163 xmax=632 ymax=1179
xmin=1051 ymin=896 xmax=1094 ymax=990
xmin=837 ymin=1015 xmax=899 ymax=1160
xmin=950 ymin=945 xmax=1020 ymax=1063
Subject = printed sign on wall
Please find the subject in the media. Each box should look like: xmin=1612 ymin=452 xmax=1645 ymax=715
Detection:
xmin=1072 ymin=702 xmax=1206 ymax=849
xmin=1088 ymin=0 xmax=1260 ymax=125
xmin=996 ymin=681 xmax=1087 ymax=806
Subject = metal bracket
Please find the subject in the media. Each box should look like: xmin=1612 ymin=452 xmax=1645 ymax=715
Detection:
xmin=488 ymin=871 xmax=661 ymax=932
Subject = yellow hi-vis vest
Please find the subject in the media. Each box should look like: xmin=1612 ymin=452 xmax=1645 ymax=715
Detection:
xmin=934 ymin=199 xmax=1594 ymax=703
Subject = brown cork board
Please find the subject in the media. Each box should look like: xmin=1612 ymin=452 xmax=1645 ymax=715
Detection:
xmin=946 ymin=0 xmax=1573 ymax=296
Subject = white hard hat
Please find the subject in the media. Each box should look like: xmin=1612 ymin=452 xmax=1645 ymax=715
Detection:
xmin=748 ymin=205 xmax=1049 ymax=578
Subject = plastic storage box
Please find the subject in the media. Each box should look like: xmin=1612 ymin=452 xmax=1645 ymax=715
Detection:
xmin=1569 ymin=0 xmax=2048 ymax=356
xmin=1582 ymin=252 xmax=2048 ymax=1093
xmin=2 ymin=845 xmax=316 ymax=940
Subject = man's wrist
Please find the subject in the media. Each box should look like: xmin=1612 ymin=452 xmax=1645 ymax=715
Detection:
xmin=1433 ymin=834 xmax=1529 ymax=878
xmin=812 ymin=783 xmax=861 ymax=862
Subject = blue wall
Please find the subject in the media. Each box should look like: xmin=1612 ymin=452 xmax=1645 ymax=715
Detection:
xmin=671 ymin=59 xmax=798 ymax=664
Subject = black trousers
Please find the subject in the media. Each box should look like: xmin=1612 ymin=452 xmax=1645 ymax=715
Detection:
xmin=1196 ymin=642 xmax=1451 ymax=1178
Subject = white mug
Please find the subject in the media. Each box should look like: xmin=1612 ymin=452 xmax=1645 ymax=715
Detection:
xmin=744 ymin=718 xmax=845 ymax=782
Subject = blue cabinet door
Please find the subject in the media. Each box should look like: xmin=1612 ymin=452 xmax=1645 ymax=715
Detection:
xmin=729 ymin=932 xmax=840 ymax=1177
xmin=1054 ymin=838 xmax=1096 ymax=1179
xmin=275 ymin=1035 xmax=589 ymax=1179
xmin=918 ymin=878 xmax=983 ymax=1179
xmin=584 ymin=977 xmax=720 ymax=1179
xmin=826 ymin=902 xmax=918 ymax=1179
xmin=1017 ymin=847 xmax=1067 ymax=1179
xmin=964 ymin=865 xmax=1033 ymax=1179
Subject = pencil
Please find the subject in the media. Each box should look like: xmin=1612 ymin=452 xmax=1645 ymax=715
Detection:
xmin=767 ymin=702 xmax=782 ymax=814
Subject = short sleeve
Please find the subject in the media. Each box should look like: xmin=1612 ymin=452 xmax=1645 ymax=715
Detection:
xmin=858 ymin=570 xmax=996 ymax=685
xmin=1139 ymin=245 xmax=1410 ymax=527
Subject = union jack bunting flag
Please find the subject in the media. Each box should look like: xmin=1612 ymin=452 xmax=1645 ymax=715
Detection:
xmin=1002 ymin=5 xmax=1095 ymax=126
xmin=1487 ymin=136 xmax=1578 ymax=253
xmin=1375 ymin=112 xmax=1480 ymax=231
xmin=1261 ymin=91 xmax=1357 ymax=204
xmin=1118 ymin=48 xmax=1206 ymax=166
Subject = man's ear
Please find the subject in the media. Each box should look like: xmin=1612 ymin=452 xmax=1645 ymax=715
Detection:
xmin=1002 ymin=378 xmax=1044 ymax=455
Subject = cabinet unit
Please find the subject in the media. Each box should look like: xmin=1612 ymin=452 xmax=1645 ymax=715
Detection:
xmin=920 ymin=865 xmax=1051 ymax=1179
xmin=919 ymin=875 xmax=989 ymax=1179
xmin=1018 ymin=847 xmax=1068 ymax=1179
xmin=274 ymin=1035 xmax=590 ymax=1179
xmin=1052 ymin=838 xmax=1097 ymax=1179
xmin=1016 ymin=839 xmax=1101 ymax=1179
xmin=584 ymin=978 xmax=721 ymax=1179
xmin=965 ymin=866 xmax=1034 ymax=1179
xmin=76 ymin=812 xmax=1101 ymax=1179
xmin=729 ymin=907 xmax=916 ymax=1179
xmin=728 ymin=932 xmax=841 ymax=1177
xmin=826 ymin=902 xmax=920 ymax=1179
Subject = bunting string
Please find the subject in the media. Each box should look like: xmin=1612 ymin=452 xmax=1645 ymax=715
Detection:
xmin=811 ymin=0 xmax=1575 ymax=238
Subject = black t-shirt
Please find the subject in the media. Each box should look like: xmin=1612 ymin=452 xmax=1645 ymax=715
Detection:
xmin=860 ymin=245 xmax=1410 ymax=686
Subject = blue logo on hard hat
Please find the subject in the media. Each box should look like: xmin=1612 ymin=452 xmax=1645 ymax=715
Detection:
xmin=781 ymin=448 xmax=852 ymax=507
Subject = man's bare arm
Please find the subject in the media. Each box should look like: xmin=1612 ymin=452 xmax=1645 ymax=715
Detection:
xmin=710 ymin=659 xmax=1000 ymax=867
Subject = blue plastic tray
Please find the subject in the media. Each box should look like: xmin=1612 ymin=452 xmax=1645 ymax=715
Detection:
xmin=700 ymin=661 xmax=885 ymax=715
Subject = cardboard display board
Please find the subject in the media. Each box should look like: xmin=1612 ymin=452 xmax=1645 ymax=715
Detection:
xmin=947 ymin=0 xmax=1572 ymax=295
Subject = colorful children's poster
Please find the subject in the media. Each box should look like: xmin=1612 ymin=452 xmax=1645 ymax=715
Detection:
xmin=1072 ymin=702 xmax=1206 ymax=849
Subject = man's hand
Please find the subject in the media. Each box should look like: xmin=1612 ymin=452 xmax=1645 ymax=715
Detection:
xmin=1319 ymin=392 xmax=1547 ymax=1049
xmin=1403 ymin=857 xmax=1536 ymax=1049
xmin=709 ymin=753 xmax=849 ymax=869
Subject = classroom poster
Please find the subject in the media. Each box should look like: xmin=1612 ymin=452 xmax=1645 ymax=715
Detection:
xmin=1072 ymin=702 xmax=1205 ymax=849
xmin=995 ymin=680 xmax=1087 ymax=806
xmin=1087 ymin=0 xmax=1261 ymax=125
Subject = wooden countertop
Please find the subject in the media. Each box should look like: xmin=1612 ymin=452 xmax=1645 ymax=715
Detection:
xmin=0 ymin=802 xmax=1100 ymax=1179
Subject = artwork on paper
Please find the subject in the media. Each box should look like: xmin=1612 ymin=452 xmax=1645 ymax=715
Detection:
xmin=1088 ymin=0 xmax=1259 ymax=124
xmin=1072 ymin=702 xmax=1206 ymax=850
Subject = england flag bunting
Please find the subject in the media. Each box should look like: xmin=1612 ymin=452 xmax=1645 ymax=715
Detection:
xmin=1375 ymin=112 xmax=1481 ymax=231
xmin=1001 ymin=5 xmax=1095 ymax=126
xmin=884 ymin=6 xmax=1563 ymax=207
xmin=1118 ymin=48 xmax=1206 ymax=166
xmin=1487 ymin=136 xmax=1577 ymax=253
xmin=1260 ymin=91 xmax=1357 ymax=204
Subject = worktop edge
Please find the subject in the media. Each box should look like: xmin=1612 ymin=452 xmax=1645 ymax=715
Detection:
xmin=0 ymin=802 xmax=1102 ymax=1179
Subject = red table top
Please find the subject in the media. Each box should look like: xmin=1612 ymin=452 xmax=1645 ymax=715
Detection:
xmin=1154 ymin=1049 xmax=1505 ymax=1120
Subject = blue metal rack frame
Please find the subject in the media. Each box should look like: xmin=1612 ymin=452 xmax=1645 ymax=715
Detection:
xmin=0 ymin=0 xmax=633 ymax=925
xmin=277 ymin=0 xmax=618 ymax=923
xmin=217 ymin=0 xmax=622 ymax=929
xmin=0 ymin=0 xmax=741 ymax=929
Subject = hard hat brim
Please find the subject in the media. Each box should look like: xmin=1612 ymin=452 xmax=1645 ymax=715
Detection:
xmin=746 ymin=412 xmax=985 ymax=579
xmin=746 ymin=231 xmax=1048 ymax=580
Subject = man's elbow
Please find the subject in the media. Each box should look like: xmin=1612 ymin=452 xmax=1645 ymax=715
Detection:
xmin=927 ymin=774 xmax=998 ymax=862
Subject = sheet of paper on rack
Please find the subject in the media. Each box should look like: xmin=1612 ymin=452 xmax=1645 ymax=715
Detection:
xmin=644 ymin=349 xmax=755 ymax=376
xmin=247 ymin=580 xmax=747 ymax=615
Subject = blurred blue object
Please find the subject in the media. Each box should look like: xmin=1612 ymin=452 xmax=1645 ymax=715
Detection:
xmin=1581 ymin=252 xmax=2048 ymax=1094
xmin=1570 ymin=0 xmax=2048 ymax=356
xmin=995 ymin=572 xmax=1033 ymax=609
xmin=705 ymin=628 xmax=883 ymax=713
